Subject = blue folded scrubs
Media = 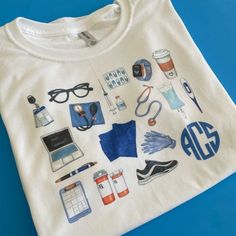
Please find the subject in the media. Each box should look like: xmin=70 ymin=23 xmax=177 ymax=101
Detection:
xmin=99 ymin=120 xmax=137 ymax=162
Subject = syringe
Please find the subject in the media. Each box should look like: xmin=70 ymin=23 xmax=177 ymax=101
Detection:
xmin=98 ymin=80 xmax=117 ymax=115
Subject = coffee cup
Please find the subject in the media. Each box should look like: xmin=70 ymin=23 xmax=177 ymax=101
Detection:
xmin=152 ymin=49 xmax=177 ymax=79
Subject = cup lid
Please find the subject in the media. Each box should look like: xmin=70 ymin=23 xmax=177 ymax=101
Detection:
xmin=152 ymin=49 xmax=170 ymax=59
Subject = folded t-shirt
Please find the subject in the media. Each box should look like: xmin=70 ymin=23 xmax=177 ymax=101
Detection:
xmin=0 ymin=0 xmax=235 ymax=235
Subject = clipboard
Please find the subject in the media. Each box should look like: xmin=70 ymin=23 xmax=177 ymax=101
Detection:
xmin=59 ymin=181 xmax=92 ymax=223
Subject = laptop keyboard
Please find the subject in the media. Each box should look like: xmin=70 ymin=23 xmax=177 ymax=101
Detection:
xmin=51 ymin=144 xmax=79 ymax=162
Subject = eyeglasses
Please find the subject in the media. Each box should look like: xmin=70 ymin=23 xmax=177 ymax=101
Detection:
xmin=48 ymin=83 xmax=93 ymax=104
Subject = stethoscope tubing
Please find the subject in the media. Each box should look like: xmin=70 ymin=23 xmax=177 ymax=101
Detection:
xmin=135 ymin=85 xmax=162 ymax=121
xmin=76 ymin=116 xmax=95 ymax=131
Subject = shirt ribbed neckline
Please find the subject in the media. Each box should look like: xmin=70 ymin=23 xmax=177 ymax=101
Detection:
xmin=5 ymin=0 xmax=133 ymax=62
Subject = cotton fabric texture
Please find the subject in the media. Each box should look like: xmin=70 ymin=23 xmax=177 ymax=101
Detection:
xmin=0 ymin=0 xmax=235 ymax=235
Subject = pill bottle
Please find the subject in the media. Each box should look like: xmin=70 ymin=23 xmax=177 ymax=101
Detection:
xmin=94 ymin=170 xmax=115 ymax=205
xmin=115 ymin=96 xmax=127 ymax=111
xmin=110 ymin=169 xmax=129 ymax=198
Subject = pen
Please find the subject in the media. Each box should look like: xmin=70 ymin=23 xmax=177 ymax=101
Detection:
xmin=55 ymin=161 xmax=98 ymax=183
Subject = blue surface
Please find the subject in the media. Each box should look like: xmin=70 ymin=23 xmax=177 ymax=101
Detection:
xmin=0 ymin=0 xmax=235 ymax=235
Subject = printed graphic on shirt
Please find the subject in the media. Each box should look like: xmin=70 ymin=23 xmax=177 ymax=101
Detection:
xmin=99 ymin=120 xmax=137 ymax=162
xmin=59 ymin=181 xmax=92 ymax=223
xmin=94 ymin=169 xmax=129 ymax=206
xmin=110 ymin=169 xmax=129 ymax=198
xmin=115 ymin=96 xmax=127 ymax=111
xmin=132 ymin=59 xmax=152 ymax=81
xmin=98 ymin=79 xmax=127 ymax=115
xmin=103 ymin=67 xmax=129 ymax=89
xmin=136 ymin=160 xmax=178 ymax=185
xmin=158 ymin=82 xmax=187 ymax=119
xmin=55 ymin=161 xmax=98 ymax=183
xmin=69 ymin=101 xmax=105 ymax=131
xmin=152 ymin=49 xmax=177 ymax=80
xmin=48 ymin=83 xmax=94 ymax=104
xmin=41 ymin=127 xmax=84 ymax=172
xmin=141 ymin=130 xmax=176 ymax=155
xmin=98 ymin=79 xmax=117 ymax=115
xmin=27 ymin=95 xmax=54 ymax=128
xmin=180 ymin=78 xmax=203 ymax=113
xmin=135 ymin=85 xmax=162 ymax=126
xmin=181 ymin=121 xmax=220 ymax=160
xmin=94 ymin=169 xmax=116 ymax=205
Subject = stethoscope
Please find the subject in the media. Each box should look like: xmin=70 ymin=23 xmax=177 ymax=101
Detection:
xmin=135 ymin=85 xmax=162 ymax=126
xmin=73 ymin=103 xmax=98 ymax=131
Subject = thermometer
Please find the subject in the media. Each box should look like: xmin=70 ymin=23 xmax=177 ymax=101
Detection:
xmin=180 ymin=78 xmax=203 ymax=113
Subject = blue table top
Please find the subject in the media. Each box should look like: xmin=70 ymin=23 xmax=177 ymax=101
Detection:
xmin=0 ymin=0 xmax=235 ymax=235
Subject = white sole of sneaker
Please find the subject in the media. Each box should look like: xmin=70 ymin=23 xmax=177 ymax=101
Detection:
xmin=138 ymin=162 xmax=178 ymax=185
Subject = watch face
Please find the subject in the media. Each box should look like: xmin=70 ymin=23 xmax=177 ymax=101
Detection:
xmin=133 ymin=59 xmax=152 ymax=81
xmin=132 ymin=64 xmax=143 ymax=77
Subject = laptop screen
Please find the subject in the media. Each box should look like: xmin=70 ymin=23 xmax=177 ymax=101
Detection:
xmin=42 ymin=129 xmax=73 ymax=152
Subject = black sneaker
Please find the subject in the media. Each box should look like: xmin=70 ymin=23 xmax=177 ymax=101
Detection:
xmin=136 ymin=160 xmax=178 ymax=185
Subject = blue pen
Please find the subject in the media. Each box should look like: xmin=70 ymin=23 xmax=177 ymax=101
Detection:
xmin=55 ymin=162 xmax=97 ymax=183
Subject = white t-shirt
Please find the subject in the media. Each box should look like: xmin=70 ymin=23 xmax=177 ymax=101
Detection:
xmin=0 ymin=0 xmax=235 ymax=235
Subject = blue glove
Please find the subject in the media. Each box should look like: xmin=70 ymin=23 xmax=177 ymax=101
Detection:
xmin=141 ymin=131 xmax=176 ymax=155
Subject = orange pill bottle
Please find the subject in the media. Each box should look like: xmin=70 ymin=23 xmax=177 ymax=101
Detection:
xmin=94 ymin=170 xmax=116 ymax=205
xmin=110 ymin=169 xmax=129 ymax=198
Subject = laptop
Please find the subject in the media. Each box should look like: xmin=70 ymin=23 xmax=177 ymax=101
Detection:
xmin=41 ymin=127 xmax=84 ymax=172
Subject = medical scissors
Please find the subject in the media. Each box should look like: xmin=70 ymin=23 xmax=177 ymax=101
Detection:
xmin=135 ymin=85 xmax=162 ymax=126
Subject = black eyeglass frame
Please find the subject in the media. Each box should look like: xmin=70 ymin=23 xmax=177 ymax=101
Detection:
xmin=48 ymin=83 xmax=93 ymax=104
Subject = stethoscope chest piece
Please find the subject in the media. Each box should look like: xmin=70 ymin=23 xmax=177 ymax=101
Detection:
xmin=148 ymin=118 xmax=157 ymax=126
